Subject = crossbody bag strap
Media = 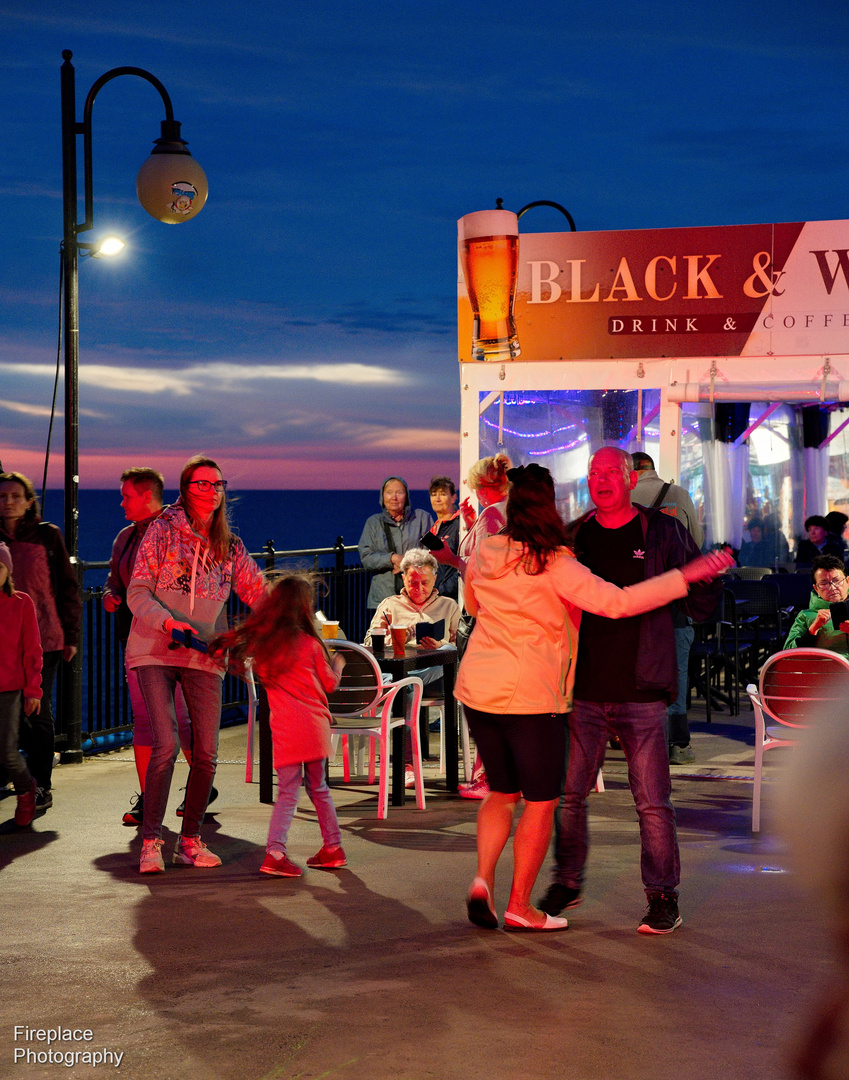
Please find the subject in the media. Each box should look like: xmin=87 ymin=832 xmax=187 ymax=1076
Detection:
xmin=651 ymin=482 xmax=672 ymax=509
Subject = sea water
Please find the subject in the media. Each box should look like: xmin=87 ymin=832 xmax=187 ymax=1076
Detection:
xmin=41 ymin=489 xmax=435 ymax=583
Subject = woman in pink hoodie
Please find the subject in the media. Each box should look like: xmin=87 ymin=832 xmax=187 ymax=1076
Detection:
xmin=0 ymin=542 xmax=42 ymax=827
xmin=127 ymin=456 xmax=265 ymax=874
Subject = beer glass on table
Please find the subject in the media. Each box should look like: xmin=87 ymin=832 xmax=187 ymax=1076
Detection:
xmin=458 ymin=208 xmax=521 ymax=362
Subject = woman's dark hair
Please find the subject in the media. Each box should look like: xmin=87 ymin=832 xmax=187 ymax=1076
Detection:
xmin=504 ymin=464 xmax=569 ymax=575
xmin=213 ymin=571 xmax=326 ymax=678
xmin=812 ymin=554 xmax=846 ymax=583
xmin=0 ymin=472 xmax=40 ymax=524
xmin=179 ymin=455 xmax=234 ymax=563
xmin=429 ymin=475 xmax=456 ymax=496
xmin=1 ymin=569 xmax=13 ymax=597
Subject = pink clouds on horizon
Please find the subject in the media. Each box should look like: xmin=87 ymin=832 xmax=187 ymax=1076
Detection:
xmin=5 ymin=449 xmax=463 ymax=490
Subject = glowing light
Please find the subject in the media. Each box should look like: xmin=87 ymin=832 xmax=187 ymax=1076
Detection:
xmin=92 ymin=235 xmax=125 ymax=258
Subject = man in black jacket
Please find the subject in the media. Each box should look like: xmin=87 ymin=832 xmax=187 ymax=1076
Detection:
xmin=540 ymin=447 xmax=721 ymax=934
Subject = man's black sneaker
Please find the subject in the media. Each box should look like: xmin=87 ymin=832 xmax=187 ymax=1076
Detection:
xmin=122 ymin=792 xmax=144 ymax=826
xmin=35 ymin=788 xmax=53 ymax=812
xmin=175 ymin=785 xmax=218 ymax=817
xmin=537 ymin=883 xmax=583 ymax=916
xmin=637 ymin=892 xmax=682 ymax=934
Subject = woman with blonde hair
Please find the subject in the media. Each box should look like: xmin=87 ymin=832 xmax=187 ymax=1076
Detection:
xmin=432 ymin=452 xmax=512 ymax=797
xmin=127 ymin=455 xmax=265 ymax=873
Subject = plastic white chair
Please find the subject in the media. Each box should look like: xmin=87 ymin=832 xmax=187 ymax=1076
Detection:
xmin=326 ymin=640 xmax=426 ymax=818
xmin=746 ymin=647 xmax=849 ymax=832
xmin=422 ymin=696 xmax=472 ymax=781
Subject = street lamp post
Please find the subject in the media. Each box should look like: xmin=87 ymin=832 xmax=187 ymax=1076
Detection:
xmin=59 ymin=50 xmax=207 ymax=760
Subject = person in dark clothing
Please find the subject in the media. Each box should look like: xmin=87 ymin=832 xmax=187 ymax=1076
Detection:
xmin=0 ymin=471 xmax=81 ymax=811
xmin=796 ymin=515 xmax=845 ymax=566
xmin=427 ymin=475 xmax=460 ymax=601
xmin=103 ymin=468 xmax=194 ymax=826
xmin=539 ymin=447 xmax=724 ymax=935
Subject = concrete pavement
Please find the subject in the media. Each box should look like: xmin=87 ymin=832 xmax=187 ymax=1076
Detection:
xmin=0 ymin=709 xmax=830 ymax=1080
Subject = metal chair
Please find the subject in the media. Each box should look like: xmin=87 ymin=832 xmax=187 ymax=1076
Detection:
xmin=726 ymin=566 xmax=773 ymax=580
xmin=326 ymin=640 xmax=426 ymax=818
xmin=421 ymin=696 xmax=472 ymax=781
xmin=717 ymin=587 xmax=758 ymax=714
xmin=746 ymin=647 xmax=849 ymax=832
xmin=724 ymin=578 xmax=788 ymax=669
xmin=764 ymin=572 xmax=815 ymax=625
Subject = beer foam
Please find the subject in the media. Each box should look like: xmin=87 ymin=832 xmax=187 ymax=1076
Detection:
xmin=458 ymin=209 xmax=519 ymax=240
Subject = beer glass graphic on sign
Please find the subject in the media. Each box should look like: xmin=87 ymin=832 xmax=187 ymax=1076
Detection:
xmin=459 ymin=209 xmax=521 ymax=362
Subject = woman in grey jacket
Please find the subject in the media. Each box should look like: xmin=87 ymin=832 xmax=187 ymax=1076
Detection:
xmin=127 ymin=455 xmax=265 ymax=874
xmin=358 ymin=476 xmax=432 ymax=610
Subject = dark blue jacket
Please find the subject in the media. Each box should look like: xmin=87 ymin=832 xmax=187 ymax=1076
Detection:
xmin=575 ymin=506 xmax=721 ymax=702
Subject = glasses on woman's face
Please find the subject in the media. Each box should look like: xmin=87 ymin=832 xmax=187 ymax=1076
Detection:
xmin=816 ymin=575 xmax=846 ymax=593
xmin=187 ymin=479 xmax=228 ymax=493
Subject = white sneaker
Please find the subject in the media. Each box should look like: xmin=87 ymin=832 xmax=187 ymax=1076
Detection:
xmin=173 ymin=835 xmax=222 ymax=868
xmin=139 ymin=838 xmax=165 ymax=874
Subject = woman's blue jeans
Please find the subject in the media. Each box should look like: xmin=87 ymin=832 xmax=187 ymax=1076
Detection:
xmin=553 ymin=699 xmax=679 ymax=898
xmin=135 ymin=665 xmax=221 ymax=841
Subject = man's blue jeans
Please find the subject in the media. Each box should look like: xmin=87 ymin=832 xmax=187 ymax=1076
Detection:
xmin=135 ymin=665 xmax=222 ymax=841
xmin=553 ymin=699 xmax=680 ymax=897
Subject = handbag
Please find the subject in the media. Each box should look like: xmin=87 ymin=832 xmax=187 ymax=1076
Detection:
xmin=382 ymin=521 xmax=404 ymax=594
xmin=456 ymin=612 xmax=476 ymax=660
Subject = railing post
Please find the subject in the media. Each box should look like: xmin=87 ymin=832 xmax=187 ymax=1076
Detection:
xmin=61 ymin=560 xmax=84 ymax=763
xmin=264 ymin=539 xmax=275 ymax=573
xmin=335 ymin=535 xmax=349 ymax=634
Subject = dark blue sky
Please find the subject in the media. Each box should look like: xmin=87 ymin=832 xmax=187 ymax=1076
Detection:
xmin=2 ymin=1 xmax=848 ymax=489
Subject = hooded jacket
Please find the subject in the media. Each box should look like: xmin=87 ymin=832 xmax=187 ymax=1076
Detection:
xmin=630 ymin=468 xmax=704 ymax=548
xmin=126 ymin=502 xmax=265 ymax=676
xmin=258 ymin=635 xmax=341 ymax=768
xmin=0 ymin=589 xmax=43 ymax=699
xmin=455 ymin=533 xmax=691 ymax=714
xmin=784 ymin=590 xmax=849 ymax=654
xmin=0 ymin=517 xmax=81 ymax=652
xmin=358 ymin=477 xmax=432 ymax=608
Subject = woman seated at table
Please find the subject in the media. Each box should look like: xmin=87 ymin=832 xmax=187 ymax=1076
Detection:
xmin=364 ymin=548 xmax=460 ymax=652
xmin=784 ymin=555 xmax=849 ymax=655
xmin=363 ymin=548 xmax=460 ymax=785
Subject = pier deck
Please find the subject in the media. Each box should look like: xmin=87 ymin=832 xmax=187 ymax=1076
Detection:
xmin=1 ymin=708 xmax=827 ymax=1080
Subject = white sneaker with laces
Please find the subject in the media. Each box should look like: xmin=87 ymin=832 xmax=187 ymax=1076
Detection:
xmin=173 ymin=835 xmax=222 ymax=868
xmin=139 ymin=837 xmax=165 ymax=874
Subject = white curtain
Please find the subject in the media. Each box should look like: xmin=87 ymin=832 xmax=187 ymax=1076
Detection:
xmin=803 ymin=446 xmax=829 ymax=519
xmin=702 ymin=440 xmax=749 ymax=549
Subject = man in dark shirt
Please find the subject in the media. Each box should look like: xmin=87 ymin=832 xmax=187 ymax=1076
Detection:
xmin=539 ymin=446 xmax=720 ymax=934
xmin=103 ymin=468 xmax=196 ymax=825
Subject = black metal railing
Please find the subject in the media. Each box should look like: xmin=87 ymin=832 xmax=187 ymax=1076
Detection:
xmin=55 ymin=537 xmax=373 ymax=756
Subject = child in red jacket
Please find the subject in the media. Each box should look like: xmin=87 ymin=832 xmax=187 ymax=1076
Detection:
xmin=216 ymin=573 xmax=347 ymax=877
xmin=0 ymin=542 xmax=42 ymax=826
